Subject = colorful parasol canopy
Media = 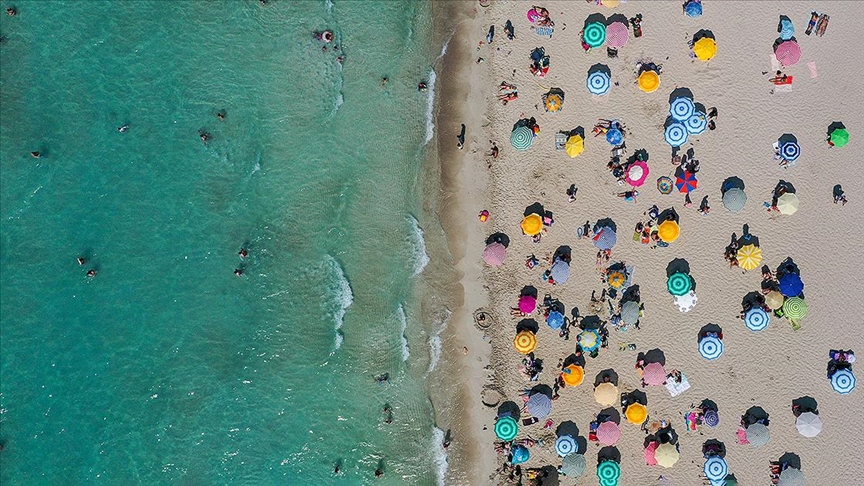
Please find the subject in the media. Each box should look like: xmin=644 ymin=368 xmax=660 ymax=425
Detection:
xmin=605 ymin=21 xmax=629 ymax=48
xmin=796 ymin=412 xmax=822 ymax=437
xmin=593 ymin=227 xmax=617 ymax=250
xmin=737 ymin=244 xmax=762 ymax=271
xmin=513 ymin=330 xmax=537 ymax=354
xmin=704 ymin=456 xmax=728 ymax=481
xmin=831 ymin=368 xmax=856 ymax=394
xmin=775 ymin=40 xmax=801 ymax=66
xmin=526 ymin=392 xmax=552 ymax=418
xmin=561 ymin=453 xmax=587 ymax=477
xmin=621 ymin=300 xmax=640 ymax=325
xmin=776 ymin=192 xmax=799 ymax=215
xmin=685 ymin=0 xmax=702 ymax=18
xmin=655 ymin=443 xmax=679 ymax=468
xmin=584 ymin=22 xmax=606 ymax=48
xmin=746 ymin=423 xmax=770 ymax=448
xmin=625 ymin=161 xmax=649 ymax=186
xmin=566 ymin=134 xmax=584 ymax=157
xmin=675 ymin=171 xmax=698 ymax=193
xmin=657 ymin=176 xmax=673 ymax=194
xmin=606 ymin=127 xmax=623 ymax=146
xmin=607 ymin=271 xmax=626 ymax=288
xmin=693 ymin=37 xmax=716 ymax=61
xmin=745 ymin=307 xmax=769 ymax=331
xmin=544 ymin=93 xmax=563 ymax=112
xmin=638 ymin=70 xmax=660 ymax=93
xmin=722 ymin=188 xmax=747 ymax=212
xmin=779 ymin=273 xmax=804 ymax=297
xmin=562 ymin=364 xmax=584 ymax=386
xmin=550 ymin=259 xmax=570 ymax=284
xmin=765 ymin=291 xmax=784 ymax=310
xmin=625 ymin=402 xmax=648 ymax=424
xmin=596 ymin=422 xmax=621 ymax=445
xmin=686 ymin=112 xmax=708 ymax=134
xmin=511 ymin=444 xmax=529 ymax=464
xmin=495 ymin=416 xmax=518 ymax=441
xmin=578 ymin=329 xmax=601 ymax=352
xmin=587 ymin=70 xmax=611 ymax=95
xmin=518 ymin=294 xmax=536 ymax=313
xmin=594 ymin=382 xmax=618 ymax=406
xmin=664 ymin=122 xmax=689 ymax=147
xmin=779 ymin=19 xmax=795 ymax=40
xmin=547 ymin=310 xmax=565 ymax=329
xmin=597 ymin=459 xmax=621 ymax=483
xmin=642 ymin=362 xmax=666 ymax=386
xmin=667 ymin=272 xmax=692 ymax=296
xmin=511 ymin=125 xmax=533 ymax=150
xmin=698 ymin=335 xmax=723 ymax=360
xmin=703 ymin=409 xmax=720 ymax=427
xmin=521 ymin=213 xmax=543 ymax=236
xmin=555 ymin=434 xmax=578 ymax=456
xmin=670 ymin=97 xmax=695 ymax=121
xmin=483 ymin=242 xmax=507 ymax=266
xmin=657 ymin=220 xmax=680 ymax=243
xmin=830 ymin=127 xmax=849 ymax=147
xmin=782 ymin=296 xmax=807 ymax=319
xmin=780 ymin=140 xmax=800 ymax=162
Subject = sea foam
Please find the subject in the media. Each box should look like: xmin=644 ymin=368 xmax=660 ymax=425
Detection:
xmin=427 ymin=309 xmax=450 ymax=373
xmin=324 ymin=255 xmax=353 ymax=352
xmin=431 ymin=426 xmax=449 ymax=486
xmin=424 ymin=69 xmax=437 ymax=145
xmin=408 ymin=215 xmax=429 ymax=276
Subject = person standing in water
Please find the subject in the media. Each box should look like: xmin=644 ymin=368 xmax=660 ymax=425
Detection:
xmin=457 ymin=124 xmax=466 ymax=149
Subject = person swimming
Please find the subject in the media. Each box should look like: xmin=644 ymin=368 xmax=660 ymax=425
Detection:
xmin=77 ymin=257 xmax=86 ymax=266
xmin=239 ymin=248 xmax=248 ymax=258
xmin=86 ymin=269 xmax=97 ymax=277
xmin=234 ymin=268 xmax=243 ymax=277
xmin=30 ymin=151 xmax=41 ymax=158
xmin=118 ymin=124 xmax=129 ymax=133
xmin=199 ymin=130 xmax=211 ymax=144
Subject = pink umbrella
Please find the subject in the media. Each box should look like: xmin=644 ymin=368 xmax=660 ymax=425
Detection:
xmin=642 ymin=362 xmax=666 ymax=386
xmin=736 ymin=427 xmax=750 ymax=444
xmin=518 ymin=295 xmax=537 ymax=313
xmin=606 ymin=21 xmax=629 ymax=48
xmin=483 ymin=242 xmax=507 ymax=266
xmin=597 ymin=421 xmax=621 ymax=445
xmin=624 ymin=161 xmax=649 ymax=186
xmin=775 ymin=40 xmax=801 ymax=66
xmin=527 ymin=8 xmax=539 ymax=23
xmin=644 ymin=441 xmax=659 ymax=465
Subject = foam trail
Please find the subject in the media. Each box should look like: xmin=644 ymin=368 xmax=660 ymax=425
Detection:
xmin=427 ymin=309 xmax=450 ymax=373
xmin=324 ymin=255 xmax=353 ymax=353
xmin=431 ymin=427 xmax=449 ymax=486
xmin=423 ymin=69 xmax=437 ymax=145
xmin=398 ymin=304 xmax=410 ymax=362
xmin=408 ymin=215 xmax=429 ymax=276
xmin=325 ymin=0 xmax=333 ymax=15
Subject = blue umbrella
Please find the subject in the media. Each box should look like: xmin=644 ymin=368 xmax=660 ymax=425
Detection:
xmin=670 ymin=97 xmax=695 ymax=121
xmin=703 ymin=409 xmax=720 ymax=427
xmin=547 ymin=311 xmax=565 ymax=330
xmin=780 ymin=141 xmax=800 ymax=162
xmin=779 ymin=273 xmax=804 ymax=297
xmin=686 ymin=112 xmax=708 ymax=134
xmin=606 ymin=128 xmax=623 ymax=146
xmin=704 ymin=456 xmax=728 ymax=481
xmin=698 ymin=336 xmax=723 ymax=360
xmin=550 ymin=259 xmax=570 ymax=284
xmin=685 ymin=1 xmax=702 ymax=18
xmin=665 ymin=122 xmax=689 ymax=147
xmin=511 ymin=445 xmax=530 ymax=464
xmin=744 ymin=307 xmax=769 ymax=331
xmin=831 ymin=368 xmax=856 ymax=395
xmin=556 ymin=434 xmax=578 ymax=456
xmin=593 ymin=227 xmax=617 ymax=250
xmin=780 ymin=19 xmax=795 ymax=40
xmin=587 ymin=71 xmax=611 ymax=95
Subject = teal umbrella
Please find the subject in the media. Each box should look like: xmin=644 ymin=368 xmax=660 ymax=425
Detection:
xmin=667 ymin=272 xmax=692 ymax=296
xmin=511 ymin=126 xmax=533 ymax=150
xmin=495 ymin=416 xmax=518 ymax=441
xmin=584 ymin=22 xmax=606 ymax=48
xmin=597 ymin=460 xmax=621 ymax=484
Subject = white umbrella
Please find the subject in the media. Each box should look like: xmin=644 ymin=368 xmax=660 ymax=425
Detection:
xmin=778 ymin=467 xmax=806 ymax=486
xmin=795 ymin=412 xmax=822 ymax=438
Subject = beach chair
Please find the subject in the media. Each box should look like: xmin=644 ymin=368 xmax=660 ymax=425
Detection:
xmin=555 ymin=132 xmax=567 ymax=150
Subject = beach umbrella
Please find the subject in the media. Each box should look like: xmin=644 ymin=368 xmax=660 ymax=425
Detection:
xmin=518 ymin=294 xmax=537 ymax=313
xmin=775 ymin=40 xmax=801 ymax=66
xmin=513 ymin=330 xmax=537 ymax=354
xmin=667 ymin=272 xmax=692 ymax=296
xmin=655 ymin=443 xmax=679 ymax=468
xmin=483 ymin=242 xmax=506 ymax=266
xmin=544 ymin=93 xmax=563 ymax=113
xmin=561 ymin=453 xmax=587 ymax=477
xmin=597 ymin=459 xmax=621 ymax=481
xmin=831 ymin=368 xmax=856 ymax=394
xmin=625 ymin=402 xmax=648 ymax=424
xmin=745 ymin=423 xmax=770 ymax=448
xmin=644 ymin=441 xmax=659 ymax=466
xmin=704 ymin=456 xmax=728 ymax=481
xmin=779 ymin=19 xmax=795 ymax=40
xmin=685 ymin=1 xmax=702 ymax=18
xmin=693 ymin=37 xmax=717 ymax=61
xmin=625 ymin=161 xmax=649 ymax=186
xmin=776 ymin=192 xmax=799 ymax=215
xmin=511 ymin=444 xmax=530 ymax=464
xmin=562 ymin=364 xmax=584 ymax=386
xmin=511 ymin=125 xmax=533 ymax=150
xmin=583 ymin=22 xmax=606 ymax=48
xmin=744 ymin=307 xmax=770 ymax=331
xmin=550 ymin=260 xmax=570 ymax=284
xmin=796 ymin=412 xmax=823 ymax=437
xmin=664 ymin=122 xmax=689 ymax=147
xmin=607 ymin=271 xmax=626 ymax=288
xmin=566 ymin=134 xmax=584 ymax=157
xmin=596 ymin=422 xmax=621 ymax=445
xmin=670 ymin=97 xmax=695 ymax=121
xmin=621 ymin=301 xmax=640 ymax=325
xmin=578 ymin=329 xmax=601 ymax=352
xmin=722 ymin=188 xmax=747 ymax=212
xmin=830 ymin=127 xmax=849 ymax=147
xmin=675 ymin=171 xmax=698 ymax=193
xmin=703 ymin=409 xmax=720 ymax=427
xmin=594 ymin=382 xmax=618 ymax=406
xmin=780 ymin=140 xmax=801 ymax=162
xmin=657 ymin=220 xmax=680 ymax=243
xmin=698 ymin=336 xmax=724 ymax=360
xmin=736 ymin=244 xmax=762 ymax=271
xmin=674 ymin=291 xmax=698 ymax=312
xmin=686 ymin=112 xmax=708 ymax=134
xmin=495 ymin=416 xmax=519 ymax=441
xmin=779 ymin=274 xmax=804 ymax=297
xmin=778 ymin=467 xmax=806 ymax=486
xmin=606 ymin=127 xmax=623 ymax=146
xmin=526 ymin=392 xmax=552 ymax=418
xmin=593 ymin=227 xmax=617 ymax=250
xmin=765 ymin=291 xmax=784 ymax=310
xmin=642 ymin=362 xmax=666 ymax=386
xmin=782 ymin=296 xmax=808 ymax=319
xmin=657 ymin=176 xmax=673 ymax=194
xmin=603 ymin=0 xmax=620 ymax=7
xmin=606 ymin=21 xmax=629 ymax=47
xmin=555 ymin=434 xmax=578 ymax=456
xmin=638 ymin=70 xmax=660 ymax=93
xmin=547 ymin=310 xmax=565 ymax=330
xmin=520 ymin=214 xmax=543 ymax=236
xmin=587 ymin=71 xmax=611 ymax=95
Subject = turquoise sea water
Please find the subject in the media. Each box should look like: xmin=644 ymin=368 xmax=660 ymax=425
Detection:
xmin=0 ymin=1 xmax=444 ymax=483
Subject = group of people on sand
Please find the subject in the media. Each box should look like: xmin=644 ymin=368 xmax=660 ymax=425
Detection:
xmin=723 ymin=224 xmax=757 ymax=269
xmin=633 ymin=205 xmax=676 ymax=248
xmin=826 ymin=349 xmax=855 ymax=379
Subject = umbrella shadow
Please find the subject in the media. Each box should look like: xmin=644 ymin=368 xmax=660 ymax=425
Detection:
xmin=668 ymin=87 xmax=695 ymax=104
xmin=665 ymin=258 xmax=690 ymax=277
xmin=569 ymin=126 xmax=585 ymax=139
xmin=563 ymin=352 xmax=586 ymax=368
xmin=524 ymin=202 xmax=545 ymax=217
xmin=741 ymin=291 xmax=765 ymax=310
xmin=663 ymin=115 xmax=679 ymax=129
xmin=700 ymin=399 xmax=718 ymax=412
xmin=580 ymin=315 xmax=602 ymax=330
xmin=512 ymin=118 xmax=531 ymax=131
xmin=827 ymin=121 xmax=846 ymax=136
xmin=778 ymin=452 xmax=802 ymax=470
xmin=621 ymin=285 xmax=640 ymax=304
xmin=497 ymin=400 xmax=521 ymax=418
xmin=698 ymin=323 xmax=723 ymax=340
xmin=658 ymin=207 xmax=679 ymax=223
xmin=626 ymin=148 xmax=649 ymax=165
xmin=520 ymin=285 xmax=538 ymax=298
xmin=556 ymin=420 xmax=580 ymax=438
xmin=621 ymin=389 xmax=647 ymax=409
xmin=597 ymin=446 xmax=621 ymax=464
xmin=743 ymin=406 xmax=769 ymax=425
xmin=531 ymin=384 xmax=554 ymax=399
xmin=516 ymin=319 xmax=539 ymax=334
xmin=774 ymin=36 xmax=796 ymax=50
xmin=554 ymin=245 xmax=572 ymax=261
xmin=607 ymin=13 xmax=628 ymax=25
xmin=588 ymin=63 xmax=611 ymax=77
xmin=778 ymin=15 xmax=792 ymax=31
xmin=598 ymin=407 xmax=621 ymax=425
xmin=594 ymin=369 xmax=619 ymax=387
xmin=547 ymin=299 xmax=566 ymax=315
xmin=702 ymin=439 xmax=727 ymax=458
xmin=792 ymin=396 xmax=818 ymax=414
xmin=693 ymin=29 xmax=715 ymax=42
xmin=595 ymin=217 xmax=617 ymax=233
xmin=693 ymin=101 xmax=707 ymax=114
xmin=574 ymin=436 xmax=588 ymax=455
xmin=641 ymin=348 xmax=667 ymax=365
xmin=485 ymin=232 xmax=510 ymax=247
xmin=721 ymin=176 xmax=745 ymax=193
xmin=774 ymin=179 xmax=796 ymax=196
xmin=584 ymin=12 xmax=607 ymax=29
xmin=778 ymin=133 xmax=798 ymax=145
xmin=657 ymin=424 xmax=678 ymax=444
xmin=538 ymin=465 xmax=559 ymax=483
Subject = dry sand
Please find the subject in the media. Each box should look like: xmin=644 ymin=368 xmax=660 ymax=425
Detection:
xmin=436 ymin=1 xmax=864 ymax=484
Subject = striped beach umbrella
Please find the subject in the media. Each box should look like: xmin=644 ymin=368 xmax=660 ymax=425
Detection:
xmin=495 ymin=416 xmax=518 ymax=441
xmin=625 ymin=161 xmax=649 ymax=186
xmin=780 ymin=140 xmax=800 ymax=162
xmin=831 ymin=368 xmax=856 ymax=394
xmin=526 ymin=392 xmax=552 ymax=418
xmin=583 ymin=22 xmax=606 ymax=48
xmin=657 ymin=176 xmax=673 ymax=194
xmin=555 ymin=434 xmax=578 ymax=456
xmin=779 ymin=274 xmax=804 ymax=297
xmin=686 ymin=112 xmax=708 ymax=134
xmin=642 ymin=362 xmax=666 ymax=386
xmin=722 ymin=188 xmax=747 ymax=212
xmin=744 ymin=307 xmax=769 ymax=331
xmin=561 ymin=453 xmax=586 ymax=477
xmin=703 ymin=409 xmax=720 ymax=427
xmin=775 ymin=40 xmax=801 ymax=66
xmin=587 ymin=70 xmax=611 ymax=95
xmin=736 ymin=244 xmax=762 ymax=271
xmin=578 ymin=329 xmax=601 ymax=352
xmin=665 ymin=122 xmax=689 ymax=147
xmin=667 ymin=272 xmax=692 ymax=296
xmin=670 ymin=97 xmax=695 ymax=121
xmin=606 ymin=21 xmax=629 ymax=47
xmin=606 ymin=127 xmax=623 ymax=146
xmin=597 ymin=460 xmax=621 ymax=481
xmin=685 ymin=0 xmax=702 ymax=18
xmin=776 ymin=192 xmax=799 ymax=215
xmin=796 ymin=412 xmax=823 ymax=437
xmin=511 ymin=126 xmax=533 ymax=150
xmin=675 ymin=171 xmax=698 ymax=193
xmin=698 ymin=336 xmax=723 ymax=360
xmin=513 ymin=330 xmax=537 ymax=354
xmin=782 ymin=297 xmax=807 ymax=319
xmin=746 ymin=423 xmax=770 ymax=448
xmin=704 ymin=456 xmax=728 ymax=482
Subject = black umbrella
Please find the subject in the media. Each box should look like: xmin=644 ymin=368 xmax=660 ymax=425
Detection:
xmin=537 ymin=465 xmax=559 ymax=486
xmin=721 ymin=176 xmax=745 ymax=193
xmin=554 ymin=245 xmax=572 ymax=262
xmin=594 ymin=369 xmax=619 ymax=387
xmin=668 ymin=86 xmax=695 ymax=104
xmin=693 ymin=29 xmax=715 ymax=42
xmin=657 ymin=207 xmax=679 ymax=224
xmin=657 ymin=425 xmax=678 ymax=445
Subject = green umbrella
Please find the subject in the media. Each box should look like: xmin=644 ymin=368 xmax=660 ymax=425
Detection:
xmin=597 ymin=460 xmax=620 ymax=483
xmin=667 ymin=272 xmax=692 ymax=296
xmin=782 ymin=297 xmax=808 ymax=320
xmin=584 ymin=22 xmax=606 ymax=48
xmin=495 ymin=416 xmax=518 ymax=441
xmin=830 ymin=128 xmax=849 ymax=147
xmin=511 ymin=126 xmax=533 ymax=150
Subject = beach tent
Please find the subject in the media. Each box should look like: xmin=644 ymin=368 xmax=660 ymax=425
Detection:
xmin=638 ymin=70 xmax=660 ymax=93
xmin=796 ymin=412 xmax=823 ymax=437
xmin=561 ymin=453 xmax=587 ymax=477
xmin=594 ymin=382 xmax=618 ymax=406
xmin=670 ymin=97 xmax=695 ymax=121
xmin=587 ymin=70 xmax=611 ymax=95
xmin=642 ymin=362 xmax=667 ymax=386
xmin=657 ymin=220 xmax=680 ymax=243
xmin=655 ymin=443 xmax=679 ymax=468
xmin=625 ymin=161 xmax=649 ymax=186
xmin=775 ymin=40 xmax=801 ymax=66
xmin=686 ymin=112 xmax=708 ymax=134
xmin=698 ymin=335 xmax=723 ymax=360
xmin=566 ymin=134 xmax=584 ymax=157
xmin=511 ymin=126 xmax=533 ymax=150
xmin=495 ymin=416 xmax=519 ymax=441
xmin=483 ymin=242 xmax=506 ymax=266
xmin=693 ymin=37 xmax=717 ymax=61
xmin=511 ymin=444 xmax=529 ymax=464
xmin=830 ymin=127 xmax=849 ymax=147
xmin=526 ymin=392 xmax=552 ymax=418
xmin=625 ymin=402 xmax=648 ymax=424
xmin=664 ymin=122 xmax=688 ymax=147
xmin=722 ymin=188 xmax=747 ymax=212
xmin=583 ymin=22 xmax=606 ymax=48
xmin=562 ymin=364 xmax=584 ymax=386
xmin=606 ymin=21 xmax=629 ymax=48
xmin=831 ymin=368 xmax=856 ymax=394
xmin=776 ymin=193 xmax=799 ymax=215
xmin=745 ymin=307 xmax=770 ymax=331
xmin=520 ymin=214 xmax=543 ymax=236
xmin=736 ymin=244 xmax=762 ymax=271
xmin=745 ymin=423 xmax=770 ymax=448
xmin=555 ymin=434 xmax=577 ymax=456
xmin=597 ymin=460 xmax=621 ymax=483
xmin=667 ymin=272 xmax=691 ymax=296
xmin=704 ymin=456 xmax=728 ymax=482
xmin=596 ymin=422 xmax=621 ymax=445
xmin=513 ymin=330 xmax=537 ymax=354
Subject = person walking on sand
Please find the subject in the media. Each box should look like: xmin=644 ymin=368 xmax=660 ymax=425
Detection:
xmin=698 ymin=195 xmax=710 ymax=214
xmin=567 ymin=184 xmax=578 ymax=203
xmin=683 ymin=193 xmax=692 ymax=208
xmin=457 ymin=124 xmax=466 ymax=150
xmin=833 ymin=184 xmax=848 ymax=205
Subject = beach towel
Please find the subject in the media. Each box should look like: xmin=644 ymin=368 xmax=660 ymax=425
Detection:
xmin=665 ymin=373 xmax=690 ymax=397
xmin=808 ymin=61 xmax=818 ymax=78
xmin=535 ymin=26 xmax=554 ymax=37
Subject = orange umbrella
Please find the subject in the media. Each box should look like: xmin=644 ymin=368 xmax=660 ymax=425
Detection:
xmin=562 ymin=364 xmax=584 ymax=386
xmin=521 ymin=214 xmax=543 ymax=236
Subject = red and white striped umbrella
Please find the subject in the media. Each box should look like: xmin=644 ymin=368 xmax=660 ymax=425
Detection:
xmin=606 ymin=21 xmax=629 ymax=48
xmin=642 ymin=362 xmax=667 ymax=386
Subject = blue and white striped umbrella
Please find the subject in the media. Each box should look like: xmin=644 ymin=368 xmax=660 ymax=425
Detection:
xmin=831 ymin=368 xmax=857 ymax=395
xmin=664 ymin=122 xmax=689 ymax=147
xmin=781 ymin=141 xmax=800 ymax=162
xmin=556 ymin=434 xmax=578 ymax=456
xmin=698 ymin=336 xmax=723 ymax=360
xmin=704 ymin=456 xmax=728 ymax=481
xmin=744 ymin=307 xmax=769 ymax=332
xmin=670 ymin=97 xmax=695 ymax=121
xmin=511 ymin=126 xmax=534 ymax=150
xmin=587 ymin=71 xmax=611 ymax=95
xmin=686 ymin=112 xmax=708 ymax=134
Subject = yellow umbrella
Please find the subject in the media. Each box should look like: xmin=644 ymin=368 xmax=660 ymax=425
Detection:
xmin=625 ymin=402 xmax=648 ymax=425
xmin=544 ymin=94 xmax=563 ymax=113
xmin=562 ymin=364 xmax=584 ymax=386
xmin=513 ymin=330 xmax=537 ymax=354
xmin=603 ymin=0 xmax=620 ymax=7
xmin=777 ymin=192 xmax=799 ymax=215
xmin=638 ymin=70 xmax=660 ymax=93
xmin=521 ymin=214 xmax=543 ymax=236
xmin=737 ymin=244 xmax=762 ymax=271
xmin=594 ymin=382 xmax=618 ymax=406
xmin=565 ymin=134 xmax=584 ymax=158
xmin=657 ymin=220 xmax=680 ymax=243
xmin=655 ymin=443 xmax=679 ymax=468
xmin=693 ymin=37 xmax=717 ymax=61
xmin=765 ymin=291 xmax=784 ymax=310
xmin=607 ymin=271 xmax=626 ymax=288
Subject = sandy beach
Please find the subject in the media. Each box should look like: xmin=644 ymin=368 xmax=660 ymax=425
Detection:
xmin=435 ymin=1 xmax=864 ymax=484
